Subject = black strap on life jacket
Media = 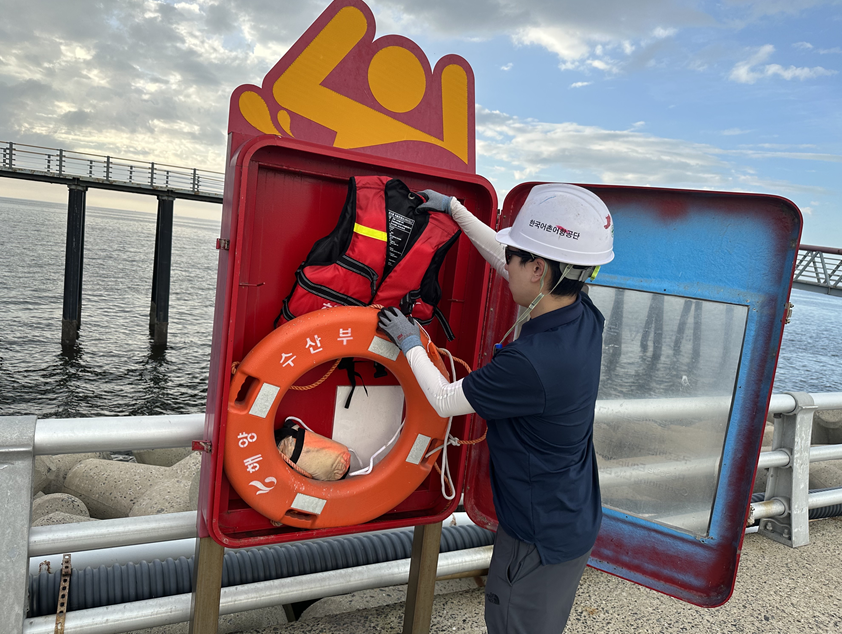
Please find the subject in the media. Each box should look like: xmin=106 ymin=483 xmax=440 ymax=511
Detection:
xmin=274 ymin=418 xmax=306 ymax=463
xmin=337 ymin=358 xmax=368 ymax=409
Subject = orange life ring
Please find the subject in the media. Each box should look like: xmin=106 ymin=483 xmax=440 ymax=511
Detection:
xmin=224 ymin=305 xmax=450 ymax=529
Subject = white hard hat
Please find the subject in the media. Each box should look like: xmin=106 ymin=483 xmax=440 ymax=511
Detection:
xmin=496 ymin=183 xmax=614 ymax=266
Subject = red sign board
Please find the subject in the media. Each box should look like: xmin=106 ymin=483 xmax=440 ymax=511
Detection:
xmin=226 ymin=0 xmax=475 ymax=174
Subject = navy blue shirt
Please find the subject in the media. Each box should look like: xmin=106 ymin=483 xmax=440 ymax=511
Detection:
xmin=462 ymin=292 xmax=604 ymax=565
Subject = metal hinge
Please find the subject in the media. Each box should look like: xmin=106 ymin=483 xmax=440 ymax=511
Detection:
xmin=192 ymin=440 xmax=212 ymax=453
xmin=216 ymin=238 xmax=230 ymax=250
xmin=784 ymin=302 xmax=794 ymax=324
xmin=55 ymin=553 xmax=71 ymax=633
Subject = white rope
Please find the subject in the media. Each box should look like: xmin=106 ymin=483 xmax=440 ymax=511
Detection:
xmin=347 ymin=418 xmax=405 ymax=477
xmin=423 ymin=343 xmax=459 ymax=500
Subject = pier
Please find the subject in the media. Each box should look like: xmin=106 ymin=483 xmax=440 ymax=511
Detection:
xmin=792 ymin=244 xmax=842 ymax=297
xmin=0 ymin=141 xmax=224 ymax=346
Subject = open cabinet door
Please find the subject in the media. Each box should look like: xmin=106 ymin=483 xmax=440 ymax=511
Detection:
xmin=465 ymin=183 xmax=802 ymax=606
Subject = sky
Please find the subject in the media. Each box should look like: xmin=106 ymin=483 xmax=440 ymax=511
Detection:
xmin=0 ymin=0 xmax=840 ymax=243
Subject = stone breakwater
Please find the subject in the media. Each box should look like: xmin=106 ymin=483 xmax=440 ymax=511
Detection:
xmin=31 ymin=448 xmax=198 ymax=526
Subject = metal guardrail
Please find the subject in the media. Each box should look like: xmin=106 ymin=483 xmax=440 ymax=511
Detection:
xmin=793 ymin=244 xmax=842 ymax=297
xmin=4 ymin=391 xmax=842 ymax=632
xmin=0 ymin=141 xmax=224 ymax=200
xmin=23 ymin=546 xmax=492 ymax=634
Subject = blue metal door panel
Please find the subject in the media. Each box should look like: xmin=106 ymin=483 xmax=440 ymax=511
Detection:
xmin=465 ymin=184 xmax=801 ymax=606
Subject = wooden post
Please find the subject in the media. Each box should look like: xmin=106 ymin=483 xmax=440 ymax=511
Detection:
xmin=61 ymin=184 xmax=87 ymax=346
xmin=402 ymin=522 xmax=443 ymax=634
xmin=150 ymin=195 xmax=174 ymax=345
xmin=188 ymin=536 xmax=225 ymax=634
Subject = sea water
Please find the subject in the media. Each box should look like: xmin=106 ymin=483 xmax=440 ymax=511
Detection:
xmin=0 ymin=196 xmax=840 ymax=418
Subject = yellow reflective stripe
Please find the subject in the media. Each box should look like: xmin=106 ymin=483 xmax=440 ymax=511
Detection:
xmin=353 ymin=223 xmax=387 ymax=241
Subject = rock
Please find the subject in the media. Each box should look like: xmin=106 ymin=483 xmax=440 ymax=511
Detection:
xmin=188 ymin=470 xmax=202 ymax=511
xmin=43 ymin=453 xmax=111 ymax=495
xmin=32 ymin=512 xmax=98 ymax=527
xmin=31 ymin=493 xmax=89 ymax=523
xmin=808 ymin=461 xmax=842 ymax=490
xmin=32 ymin=456 xmax=58 ymax=495
xmin=133 ymin=447 xmax=193 ymax=467
xmin=170 ymin=452 xmax=201 ymax=480
xmin=127 ymin=452 xmax=204 ymax=516
xmin=129 ymin=478 xmax=195 ymax=517
xmin=63 ymin=459 xmax=171 ymax=519
xmin=815 ymin=409 xmax=842 ymax=429
xmin=814 ymin=409 xmax=842 ymax=445
xmin=752 ymin=468 xmax=768 ymax=493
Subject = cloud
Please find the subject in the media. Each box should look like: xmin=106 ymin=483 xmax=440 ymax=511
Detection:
xmin=720 ymin=0 xmax=835 ymax=19
xmin=722 ymin=128 xmax=751 ymax=135
xmin=476 ymin=105 xmax=734 ymax=186
xmin=0 ymin=0 xmax=325 ymax=169
xmin=474 ymin=105 xmax=831 ymax=196
xmin=570 ymin=81 xmax=592 ymax=88
xmin=501 ymin=63 xmax=513 ymax=71
xmin=793 ymin=42 xmax=814 ymax=50
xmin=374 ymin=0 xmax=711 ymax=74
xmin=729 ymin=45 xmax=837 ymax=83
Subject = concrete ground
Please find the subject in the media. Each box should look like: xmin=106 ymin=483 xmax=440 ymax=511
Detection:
xmin=231 ymin=516 xmax=842 ymax=634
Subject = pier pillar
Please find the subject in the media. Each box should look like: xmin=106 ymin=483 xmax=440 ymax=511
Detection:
xmin=61 ymin=184 xmax=87 ymax=346
xmin=150 ymin=195 xmax=174 ymax=346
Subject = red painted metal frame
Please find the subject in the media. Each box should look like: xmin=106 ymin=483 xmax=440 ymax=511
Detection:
xmin=198 ymin=135 xmax=496 ymax=548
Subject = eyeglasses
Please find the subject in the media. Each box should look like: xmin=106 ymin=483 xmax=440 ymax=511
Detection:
xmin=504 ymin=247 xmax=535 ymax=264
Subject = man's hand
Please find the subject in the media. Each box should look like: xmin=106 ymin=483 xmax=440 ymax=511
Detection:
xmin=417 ymin=189 xmax=453 ymax=214
xmin=377 ymin=307 xmax=422 ymax=353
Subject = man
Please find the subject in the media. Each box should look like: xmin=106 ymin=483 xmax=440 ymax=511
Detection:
xmin=378 ymin=183 xmax=614 ymax=633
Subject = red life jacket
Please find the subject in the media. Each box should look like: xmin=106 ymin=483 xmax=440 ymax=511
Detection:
xmin=276 ymin=176 xmax=461 ymax=339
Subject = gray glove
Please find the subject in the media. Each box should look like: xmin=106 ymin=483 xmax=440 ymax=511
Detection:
xmin=377 ymin=307 xmax=422 ymax=353
xmin=416 ymin=189 xmax=452 ymax=214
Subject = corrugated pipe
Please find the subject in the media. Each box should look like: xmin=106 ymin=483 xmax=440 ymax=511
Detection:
xmin=29 ymin=523 xmax=493 ymax=618
xmin=750 ymin=489 xmax=842 ymax=520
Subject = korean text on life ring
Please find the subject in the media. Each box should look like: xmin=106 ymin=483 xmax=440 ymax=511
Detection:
xmin=224 ymin=305 xmax=449 ymax=529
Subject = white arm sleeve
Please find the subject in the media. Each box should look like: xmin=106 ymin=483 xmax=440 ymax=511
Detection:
xmin=449 ymin=198 xmax=508 ymax=280
xmin=405 ymin=347 xmax=476 ymax=418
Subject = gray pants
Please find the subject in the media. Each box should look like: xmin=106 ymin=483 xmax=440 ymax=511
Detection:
xmin=484 ymin=526 xmax=591 ymax=634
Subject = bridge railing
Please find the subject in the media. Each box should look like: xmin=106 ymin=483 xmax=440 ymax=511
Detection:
xmin=793 ymin=245 xmax=842 ymax=295
xmin=1 ymin=141 xmax=224 ymax=198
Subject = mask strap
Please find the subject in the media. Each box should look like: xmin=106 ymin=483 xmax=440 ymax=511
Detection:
xmin=496 ymin=263 xmax=572 ymax=348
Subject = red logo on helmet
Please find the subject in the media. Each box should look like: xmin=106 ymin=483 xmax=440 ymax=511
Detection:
xmin=604 ymin=216 xmax=611 ymax=229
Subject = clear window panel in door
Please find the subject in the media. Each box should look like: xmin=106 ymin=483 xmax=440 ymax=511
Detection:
xmin=588 ymin=287 xmax=747 ymax=536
